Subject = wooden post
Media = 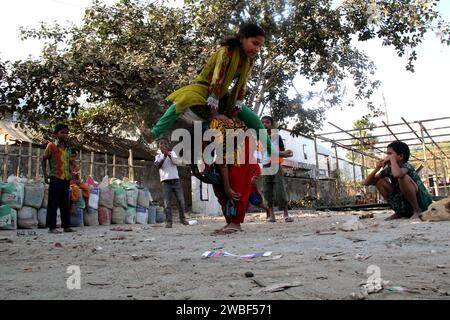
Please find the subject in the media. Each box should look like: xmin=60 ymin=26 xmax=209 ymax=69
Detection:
xmin=128 ymin=149 xmax=134 ymax=181
xmin=104 ymin=152 xmax=108 ymax=177
xmin=112 ymin=154 xmax=116 ymax=178
xmin=3 ymin=142 xmax=8 ymax=181
xmin=313 ymin=136 xmax=320 ymax=202
xmin=89 ymin=152 xmax=94 ymax=177
xmin=16 ymin=144 xmax=22 ymax=177
xmin=27 ymin=142 xmax=32 ymax=179
xmin=35 ymin=148 xmax=41 ymax=180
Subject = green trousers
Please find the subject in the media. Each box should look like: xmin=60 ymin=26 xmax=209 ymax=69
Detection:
xmin=151 ymin=104 xmax=272 ymax=150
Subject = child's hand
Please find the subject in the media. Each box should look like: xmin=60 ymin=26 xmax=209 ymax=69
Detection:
xmin=225 ymin=187 xmax=241 ymax=201
xmin=376 ymin=159 xmax=385 ymax=170
xmin=44 ymin=174 xmax=50 ymax=184
xmin=251 ymin=176 xmax=259 ymax=185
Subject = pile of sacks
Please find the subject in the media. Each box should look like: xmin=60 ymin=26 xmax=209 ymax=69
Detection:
xmin=0 ymin=175 xmax=158 ymax=230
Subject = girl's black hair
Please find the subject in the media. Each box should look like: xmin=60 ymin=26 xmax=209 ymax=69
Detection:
xmin=387 ymin=140 xmax=410 ymax=163
xmin=261 ymin=115 xmax=274 ymax=124
xmin=220 ymin=23 xmax=266 ymax=47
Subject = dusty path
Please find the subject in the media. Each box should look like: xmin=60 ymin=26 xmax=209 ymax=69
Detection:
xmin=1 ymin=209 xmax=449 ymax=300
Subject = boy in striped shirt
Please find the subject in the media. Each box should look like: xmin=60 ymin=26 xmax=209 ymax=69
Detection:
xmin=42 ymin=124 xmax=75 ymax=233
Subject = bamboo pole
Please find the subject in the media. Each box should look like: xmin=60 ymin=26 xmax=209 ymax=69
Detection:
xmin=3 ymin=142 xmax=8 ymax=181
xmin=112 ymin=154 xmax=116 ymax=178
xmin=128 ymin=149 xmax=134 ymax=181
xmin=35 ymin=148 xmax=41 ymax=180
xmin=27 ymin=142 xmax=32 ymax=179
xmin=89 ymin=152 xmax=94 ymax=177
xmin=104 ymin=152 xmax=108 ymax=177
xmin=16 ymin=144 xmax=22 ymax=177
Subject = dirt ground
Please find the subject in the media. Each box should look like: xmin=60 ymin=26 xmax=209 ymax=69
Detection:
xmin=1 ymin=209 xmax=449 ymax=300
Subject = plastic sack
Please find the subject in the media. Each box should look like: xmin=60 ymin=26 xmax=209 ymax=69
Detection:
xmin=88 ymin=187 xmax=100 ymax=210
xmin=148 ymin=206 xmax=157 ymax=224
xmin=86 ymin=175 xmax=98 ymax=188
xmin=125 ymin=206 xmax=137 ymax=224
xmin=136 ymin=206 xmax=148 ymax=225
xmin=37 ymin=208 xmax=47 ymax=228
xmin=112 ymin=206 xmax=126 ymax=224
xmin=23 ymin=183 xmax=45 ymax=209
xmin=113 ymin=186 xmax=127 ymax=209
xmin=72 ymin=188 xmax=86 ymax=209
xmin=1 ymin=181 xmax=25 ymax=209
xmin=0 ymin=205 xmax=17 ymax=230
xmin=17 ymin=206 xmax=38 ymax=229
xmin=126 ymin=189 xmax=139 ymax=207
xmin=137 ymin=189 xmax=151 ymax=208
xmin=155 ymin=206 xmax=165 ymax=223
xmin=41 ymin=184 xmax=49 ymax=208
xmin=99 ymin=186 xmax=114 ymax=209
xmin=70 ymin=206 xmax=84 ymax=227
xmin=98 ymin=206 xmax=112 ymax=225
xmin=84 ymin=208 xmax=99 ymax=226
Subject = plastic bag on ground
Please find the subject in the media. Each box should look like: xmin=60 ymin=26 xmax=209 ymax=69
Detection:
xmin=155 ymin=206 xmax=165 ymax=223
xmin=72 ymin=187 xmax=86 ymax=209
xmin=137 ymin=189 xmax=151 ymax=208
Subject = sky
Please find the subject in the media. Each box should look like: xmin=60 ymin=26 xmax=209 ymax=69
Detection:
xmin=0 ymin=0 xmax=449 ymax=155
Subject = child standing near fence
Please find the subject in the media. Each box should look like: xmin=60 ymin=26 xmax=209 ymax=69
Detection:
xmin=42 ymin=124 xmax=75 ymax=233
